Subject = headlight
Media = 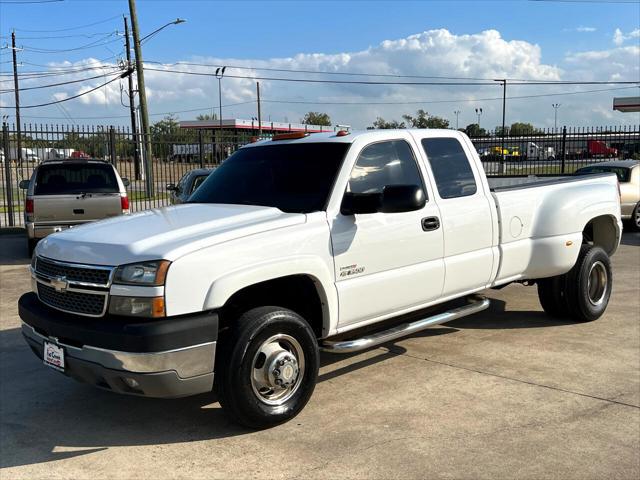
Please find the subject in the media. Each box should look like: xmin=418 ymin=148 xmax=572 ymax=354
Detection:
xmin=113 ymin=260 xmax=170 ymax=286
xmin=109 ymin=296 xmax=165 ymax=318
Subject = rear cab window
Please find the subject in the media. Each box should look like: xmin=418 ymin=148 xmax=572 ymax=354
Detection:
xmin=421 ymin=138 xmax=477 ymax=199
xmin=35 ymin=163 xmax=119 ymax=195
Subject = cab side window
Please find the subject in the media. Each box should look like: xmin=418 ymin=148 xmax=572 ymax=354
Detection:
xmin=348 ymin=140 xmax=425 ymax=195
xmin=421 ymin=138 xmax=477 ymax=199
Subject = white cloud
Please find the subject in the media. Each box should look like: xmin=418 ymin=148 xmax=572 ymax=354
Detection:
xmin=613 ymin=27 xmax=640 ymax=46
xmin=11 ymin=28 xmax=640 ymax=128
xmin=575 ymin=26 xmax=597 ymax=33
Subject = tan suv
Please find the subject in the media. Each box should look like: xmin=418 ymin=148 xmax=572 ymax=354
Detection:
xmin=575 ymin=160 xmax=640 ymax=231
xmin=20 ymin=159 xmax=130 ymax=255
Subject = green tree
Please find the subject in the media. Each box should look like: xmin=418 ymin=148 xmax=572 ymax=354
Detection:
xmin=302 ymin=111 xmax=331 ymax=126
xmin=507 ymin=122 xmax=539 ymax=136
xmin=196 ymin=113 xmax=217 ymax=121
xmin=368 ymin=117 xmax=406 ymax=129
xmin=402 ymin=109 xmax=450 ymax=129
xmin=464 ymin=123 xmax=487 ymax=137
xmin=150 ymin=114 xmax=181 ymax=140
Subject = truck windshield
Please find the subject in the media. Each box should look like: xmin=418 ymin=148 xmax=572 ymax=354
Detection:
xmin=189 ymin=143 xmax=350 ymax=213
xmin=35 ymin=163 xmax=119 ymax=195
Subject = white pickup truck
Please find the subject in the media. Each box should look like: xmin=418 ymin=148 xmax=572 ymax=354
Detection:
xmin=19 ymin=129 xmax=622 ymax=428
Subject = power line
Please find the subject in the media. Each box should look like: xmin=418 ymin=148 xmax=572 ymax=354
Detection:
xmin=261 ymin=86 xmax=639 ymax=106
xmin=145 ymin=60 xmax=640 ymax=84
xmin=10 ymin=85 xmax=636 ymax=117
xmin=144 ymin=66 xmax=640 ymax=86
xmin=12 ymin=14 xmax=121 ymax=33
xmin=0 ymin=0 xmax=63 ymax=3
xmin=21 ymin=72 xmax=129 ymax=108
xmin=16 ymin=101 xmax=258 ymax=119
xmin=0 ymin=70 xmax=125 ymax=94
xmin=20 ymin=35 xmax=123 ymax=54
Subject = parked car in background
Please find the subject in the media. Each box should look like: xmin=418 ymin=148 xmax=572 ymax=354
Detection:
xmin=575 ymin=160 xmax=639 ymax=230
xmin=167 ymin=168 xmax=214 ymax=204
xmin=19 ymin=158 xmax=130 ymax=255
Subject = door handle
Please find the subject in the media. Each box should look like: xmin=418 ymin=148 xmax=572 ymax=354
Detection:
xmin=421 ymin=216 xmax=440 ymax=231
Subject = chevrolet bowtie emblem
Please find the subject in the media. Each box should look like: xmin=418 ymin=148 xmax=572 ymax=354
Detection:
xmin=50 ymin=276 xmax=69 ymax=293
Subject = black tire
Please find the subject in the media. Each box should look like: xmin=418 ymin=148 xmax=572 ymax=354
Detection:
xmin=563 ymin=245 xmax=613 ymax=322
xmin=630 ymin=202 xmax=640 ymax=232
xmin=537 ymin=275 xmax=569 ymax=318
xmin=216 ymin=306 xmax=319 ymax=429
xmin=27 ymin=238 xmax=38 ymax=257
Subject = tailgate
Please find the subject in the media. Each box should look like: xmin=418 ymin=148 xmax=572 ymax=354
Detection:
xmin=34 ymin=193 xmax=122 ymax=223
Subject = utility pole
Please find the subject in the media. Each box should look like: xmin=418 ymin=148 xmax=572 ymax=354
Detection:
xmin=128 ymin=0 xmax=154 ymax=196
xmin=256 ymin=81 xmax=262 ymax=136
xmin=11 ymin=31 xmax=22 ymax=163
xmin=552 ymin=103 xmax=561 ymax=131
xmin=453 ymin=110 xmax=461 ymax=130
xmin=124 ymin=16 xmax=140 ymax=180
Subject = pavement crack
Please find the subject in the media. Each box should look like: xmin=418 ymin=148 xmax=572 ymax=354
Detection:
xmin=384 ymin=346 xmax=640 ymax=410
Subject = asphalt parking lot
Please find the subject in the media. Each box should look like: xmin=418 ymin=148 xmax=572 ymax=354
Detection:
xmin=1 ymin=232 xmax=639 ymax=480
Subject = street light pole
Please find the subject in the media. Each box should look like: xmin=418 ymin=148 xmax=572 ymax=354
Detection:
xmin=475 ymin=107 xmax=483 ymax=129
xmin=454 ymin=110 xmax=461 ymax=130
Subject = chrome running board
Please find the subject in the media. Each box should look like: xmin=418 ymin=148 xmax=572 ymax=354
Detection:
xmin=321 ymin=295 xmax=490 ymax=354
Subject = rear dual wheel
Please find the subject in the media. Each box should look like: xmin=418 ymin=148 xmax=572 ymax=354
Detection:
xmin=537 ymin=245 xmax=612 ymax=322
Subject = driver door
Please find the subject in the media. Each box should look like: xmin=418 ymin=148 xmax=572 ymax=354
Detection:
xmin=330 ymin=139 xmax=445 ymax=328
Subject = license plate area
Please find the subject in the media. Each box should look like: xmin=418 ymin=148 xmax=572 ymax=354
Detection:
xmin=43 ymin=341 xmax=65 ymax=372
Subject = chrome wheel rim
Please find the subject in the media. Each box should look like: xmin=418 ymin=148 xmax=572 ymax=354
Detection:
xmin=250 ymin=334 xmax=305 ymax=406
xmin=587 ymin=261 xmax=608 ymax=306
xmin=635 ymin=206 xmax=640 ymax=228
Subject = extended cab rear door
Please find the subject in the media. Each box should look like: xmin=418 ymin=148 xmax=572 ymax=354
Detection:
xmin=329 ymin=134 xmax=445 ymax=328
xmin=414 ymin=132 xmax=496 ymax=296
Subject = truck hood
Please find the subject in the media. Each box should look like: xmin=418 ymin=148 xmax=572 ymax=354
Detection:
xmin=36 ymin=203 xmax=306 ymax=265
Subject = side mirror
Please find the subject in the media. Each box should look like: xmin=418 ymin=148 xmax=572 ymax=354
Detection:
xmin=340 ymin=192 xmax=381 ymax=216
xmin=121 ymin=177 xmax=130 ymax=187
xmin=166 ymin=183 xmax=177 ymax=192
xmin=19 ymin=180 xmax=29 ymax=189
xmin=380 ymin=185 xmax=426 ymax=213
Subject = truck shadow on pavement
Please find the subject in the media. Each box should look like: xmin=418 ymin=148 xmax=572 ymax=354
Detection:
xmin=1 ymin=297 xmax=578 ymax=469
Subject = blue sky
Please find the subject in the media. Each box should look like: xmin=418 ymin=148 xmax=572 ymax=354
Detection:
xmin=1 ymin=0 xmax=639 ymax=128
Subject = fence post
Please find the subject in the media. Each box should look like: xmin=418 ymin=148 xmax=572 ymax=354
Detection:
xmin=198 ymin=129 xmax=204 ymax=168
xmin=561 ymin=126 xmax=567 ymax=174
xmin=2 ymin=124 xmax=15 ymax=227
xmin=109 ymin=127 xmax=116 ymax=165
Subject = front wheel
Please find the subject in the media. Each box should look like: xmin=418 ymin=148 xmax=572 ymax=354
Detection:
xmin=217 ymin=306 xmax=319 ymax=429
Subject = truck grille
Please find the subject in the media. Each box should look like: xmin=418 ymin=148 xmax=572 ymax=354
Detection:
xmin=37 ymin=283 xmax=107 ymax=316
xmin=35 ymin=257 xmax=112 ymax=286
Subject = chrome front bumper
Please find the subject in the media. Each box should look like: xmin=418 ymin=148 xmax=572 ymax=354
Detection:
xmin=22 ymin=322 xmax=216 ymax=398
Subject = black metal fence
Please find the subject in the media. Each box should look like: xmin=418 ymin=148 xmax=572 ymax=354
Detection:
xmin=1 ymin=123 xmax=639 ymax=228
xmin=470 ymin=125 xmax=640 ymax=176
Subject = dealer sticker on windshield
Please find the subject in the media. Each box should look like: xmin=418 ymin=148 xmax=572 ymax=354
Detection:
xmin=43 ymin=341 xmax=65 ymax=372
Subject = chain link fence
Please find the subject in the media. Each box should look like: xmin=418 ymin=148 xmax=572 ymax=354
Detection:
xmin=1 ymin=123 xmax=638 ymax=228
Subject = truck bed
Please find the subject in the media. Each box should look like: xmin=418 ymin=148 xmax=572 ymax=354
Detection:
xmin=487 ymin=173 xmax=613 ymax=192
